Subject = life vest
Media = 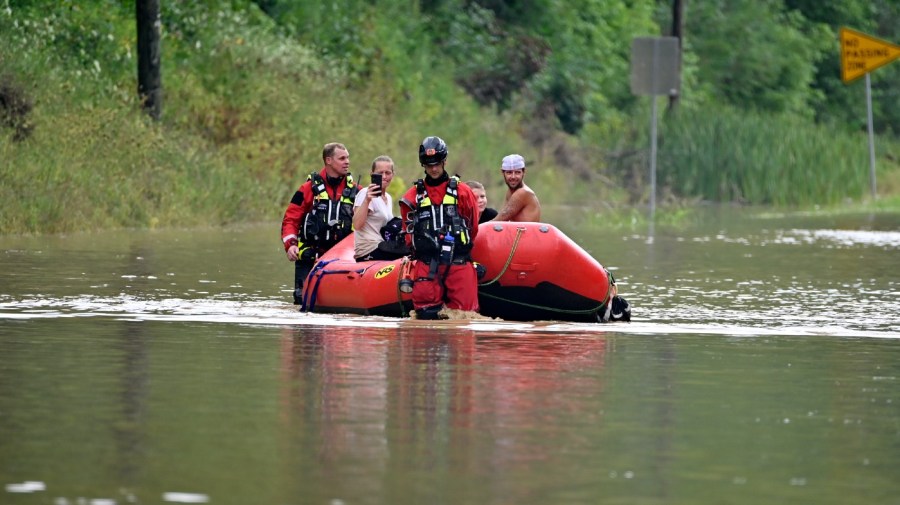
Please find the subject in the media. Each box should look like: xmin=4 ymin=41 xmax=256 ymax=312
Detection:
xmin=300 ymin=172 xmax=358 ymax=249
xmin=409 ymin=176 xmax=473 ymax=260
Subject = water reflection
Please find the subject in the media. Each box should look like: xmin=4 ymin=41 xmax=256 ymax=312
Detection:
xmin=113 ymin=323 xmax=149 ymax=490
xmin=3 ymin=210 xmax=900 ymax=505
xmin=276 ymin=325 xmax=611 ymax=504
xmin=112 ymin=243 xmax=153 ymax=490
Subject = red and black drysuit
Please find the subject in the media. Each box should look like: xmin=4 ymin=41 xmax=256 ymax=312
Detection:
xmin=281 ymin=168 xmax=357 ymax=303
xmin=399 ymin=172 xmax=481 ymax=317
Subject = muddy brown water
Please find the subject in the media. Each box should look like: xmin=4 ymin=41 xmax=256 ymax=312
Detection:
xmin=1 ymin=207 xmax=898 ymax=504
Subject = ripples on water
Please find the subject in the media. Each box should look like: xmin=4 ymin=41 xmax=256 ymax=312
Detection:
xmin=1 ymin=220 xmax=898 ymax=338
xmin=1 ymin=215 xmax=899 ymax=505
xmin=0 ymin=290 xmax=894 ymax=338
xmin=1 ymin=225 xmax=897 ymax=337
xmin=620 ymin=225 xmax=899 ymax=337
xmin=773 ymin=228 xmax=900 ymax=248
xmin=5 ymin=485 xmax=210 ymax=504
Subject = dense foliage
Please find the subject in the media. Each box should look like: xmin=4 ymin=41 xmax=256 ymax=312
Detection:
xmin=257 ymin=0 xmax=898 ymax=134
xmin=0 ymin=0 xmax=898 ymax=234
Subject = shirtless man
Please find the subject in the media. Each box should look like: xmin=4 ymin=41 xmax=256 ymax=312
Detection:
xmin=492 ymin=154 xmax=541 ymax=222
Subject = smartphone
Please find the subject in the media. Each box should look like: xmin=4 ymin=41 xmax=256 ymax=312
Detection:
xmin=370 ymin=173 xmax=383 ymax=195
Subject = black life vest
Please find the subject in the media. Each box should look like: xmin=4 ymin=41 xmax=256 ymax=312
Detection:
xmin=300 ymin=172 xmax=358 ymax=249
xmin=409 ymin=176 xmax=473 ymax=260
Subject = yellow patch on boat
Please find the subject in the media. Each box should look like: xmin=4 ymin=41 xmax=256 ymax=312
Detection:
xmin=374 ymin=264 xmax=395 ymax=279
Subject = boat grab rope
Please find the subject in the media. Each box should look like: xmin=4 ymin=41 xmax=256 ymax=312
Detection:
xmin=478 ymin=290 xmax=609 ymax=316
xmin=301 ymin=259 xmax=364 ymax=312
xmin=476 ymin=225 xmax=612 ymax=318
xmin=478 ymin=226 xmax=526 ymax=287
xmin=301 ymin=258 xmax=335 ymax=312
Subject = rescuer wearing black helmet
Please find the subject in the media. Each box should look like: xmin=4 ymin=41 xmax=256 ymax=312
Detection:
xmin=418 ymin=135 xmax=448 ymax=166
xmin=399 ymin=136 xmax=481 ymax=319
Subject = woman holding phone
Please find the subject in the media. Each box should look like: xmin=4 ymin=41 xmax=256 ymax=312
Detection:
xmin=352 ymin=155 xmax=405 ymax=261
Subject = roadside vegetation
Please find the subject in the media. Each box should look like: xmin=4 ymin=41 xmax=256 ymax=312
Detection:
xmin=0 ymin=0 xmax=898 ymax=235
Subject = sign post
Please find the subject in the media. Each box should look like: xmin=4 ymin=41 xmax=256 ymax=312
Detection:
xmin=631 ymin=37 xmax=680 ymax=220
xmin=839 ymin=27 xmax=900 ymax=199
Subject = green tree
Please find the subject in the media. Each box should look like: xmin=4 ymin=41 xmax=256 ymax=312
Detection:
xmin=435 ymin=0 xmax=657 ymax=134
xmin=682 ymin=0 xmax=832 ymax=117
xmin=785 ymin=0 xmax=899 ymax=135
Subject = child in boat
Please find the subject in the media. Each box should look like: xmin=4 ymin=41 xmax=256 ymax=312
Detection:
xmin=467 ymin=181 xmax=498 ymax=224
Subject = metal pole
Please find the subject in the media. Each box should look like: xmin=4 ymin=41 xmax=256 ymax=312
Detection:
xmin=865 ymin=73 xmax=877 ymax=199
xmin=649 ymin=40 xmax=659 ymax=219
xmin=650 ymin=94 xmax=658 ymax=219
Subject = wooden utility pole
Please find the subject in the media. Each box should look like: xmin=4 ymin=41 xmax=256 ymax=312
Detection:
xmin=136 ymin=0 xmax=161 ymax=120
xmin=668 ymin=0 xmax=683 ymax=110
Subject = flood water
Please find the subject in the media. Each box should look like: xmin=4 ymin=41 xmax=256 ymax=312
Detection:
xmin=1 ymin=207 xmax=898 ymax=505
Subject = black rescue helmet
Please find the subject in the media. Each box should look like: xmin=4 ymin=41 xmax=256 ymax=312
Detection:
xmin=418 ymin=136 xmax=448 ymax=166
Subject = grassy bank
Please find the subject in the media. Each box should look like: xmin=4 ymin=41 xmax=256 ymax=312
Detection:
xmin=1 ymin=1 xmax=898 ymax=236
xmin=0 ymin=2 xmax=536 ymax=234
xmin=656 ymin=106 xmax=899 ymax=206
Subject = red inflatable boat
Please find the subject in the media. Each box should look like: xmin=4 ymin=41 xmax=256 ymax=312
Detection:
xmin=300 ymin=221 xmax=614 ymax=322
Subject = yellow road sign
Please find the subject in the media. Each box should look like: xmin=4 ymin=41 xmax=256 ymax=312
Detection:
xmin=840 ymin=27 xmax=900 ymax=83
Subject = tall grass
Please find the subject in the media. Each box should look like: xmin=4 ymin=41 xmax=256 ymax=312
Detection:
xmin=0 ymin=2 xmax=278 ymax=232
xmin=0 ymin=1 xmax=535 ymax=234
xmin=657 ymin=106 xmax=871 ymax=205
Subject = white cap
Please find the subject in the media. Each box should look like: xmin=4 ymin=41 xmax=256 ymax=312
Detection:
xmin=501 ymin=154 xmax=525 ymax=171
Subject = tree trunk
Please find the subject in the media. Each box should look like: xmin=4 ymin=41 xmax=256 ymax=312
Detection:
xmin=136 ymin=0 xmax=161 ymax=120
xmin=668 ymin=0 xmax=683 ymax=111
